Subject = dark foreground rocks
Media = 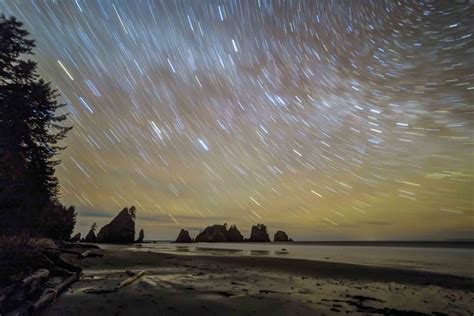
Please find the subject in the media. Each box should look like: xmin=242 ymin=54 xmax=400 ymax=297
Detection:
xmin=0 ymin=238 xmax=88 ymax=315
xmin=175 ymin=229 xmax=192 ymax=243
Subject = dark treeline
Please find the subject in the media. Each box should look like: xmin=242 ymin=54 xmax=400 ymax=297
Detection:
xmin=0 ymin=15 xmax=75 ymax=240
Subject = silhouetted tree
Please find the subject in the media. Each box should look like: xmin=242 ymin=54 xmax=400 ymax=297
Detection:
xmin=0 ymin=15 xmax=73 ymax=238
xmin=257 ymin=223 xmax=267 ymax=233
xmin=128 ymin=206 xmax=136 ymax=220
xmin=42 ymin=204 xmax=76 ymax=240
xmin=90 ymin=222 xmax=97 ymax=232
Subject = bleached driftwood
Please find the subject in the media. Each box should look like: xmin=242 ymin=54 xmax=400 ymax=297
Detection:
xmin=30 ymin=273 xmax=79 ymax=312
xmin=84 ymin=270 xmax=145 ymax=295
xmin=79 ymin=250 xmax=103 ymax=259
xmin=117 ymin=271 xmax=145 ymax=288
xmin=22 ymin=269 xmax=49 ymax=287
xmin=80 ymin=250 xmax=91 ymax=258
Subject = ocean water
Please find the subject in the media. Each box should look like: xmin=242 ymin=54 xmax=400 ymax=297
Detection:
xmin=125 ymin=241 xmax=474 ymax=278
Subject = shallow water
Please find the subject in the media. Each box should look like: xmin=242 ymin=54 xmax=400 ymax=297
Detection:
xmin=117 ymin=241 xmax=474 ymax=277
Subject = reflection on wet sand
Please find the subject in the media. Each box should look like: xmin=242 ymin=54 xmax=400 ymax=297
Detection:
xmin=275 ymin=248 xmax=289 ymax=255
xmin=175 ymin=246 xmax=190 ymax=252
xmin=196 ymin=247 xmax=243 ymax=254
xmin=251 ymin=250 xmax=270 ymax=256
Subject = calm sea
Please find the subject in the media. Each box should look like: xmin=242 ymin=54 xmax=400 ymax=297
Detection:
xmin=124 ymin=241 xmax=474 ymax=277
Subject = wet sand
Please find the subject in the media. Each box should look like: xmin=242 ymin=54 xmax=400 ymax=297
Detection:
xmin=43 ymin=246 xmax=473 ymax=315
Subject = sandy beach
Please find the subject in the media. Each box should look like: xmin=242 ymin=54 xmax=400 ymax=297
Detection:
xmin=42 ymin=245 xmax=473 ymax=316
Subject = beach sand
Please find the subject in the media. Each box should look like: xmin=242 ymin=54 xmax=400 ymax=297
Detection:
xmin=43 ymin=246 xmax=473 ymax=315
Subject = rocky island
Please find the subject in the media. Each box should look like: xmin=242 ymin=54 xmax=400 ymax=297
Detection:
xmin=81 ymin=207 xmax=145 ymax=244
xmin=274 ymin=230 xmax=292 ymax=242
xmin=174 ymin=223 xmax=289 ymax=243
xmin=174 ymin=229 xmax=192 ymax=243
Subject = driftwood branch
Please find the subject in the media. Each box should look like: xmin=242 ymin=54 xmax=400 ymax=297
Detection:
xmin=118 ymin=271 xmax=145 ymax=288
xmin=83 ymin=288 xmax=118 ymax=294
xmin=43 ymin=251 xmax=82 ymax=273
xmin=21 ymin=269 xmax=49 ymax=287
xmin=79 ymin=250 xmax=104 ymax=259
xmin=80 ymin=250 xmax=91 ymax=258
xmin=84 ymin=270 xmax=145 ymax=295
xmin=30 ymin=274 xmax=79 ymax=312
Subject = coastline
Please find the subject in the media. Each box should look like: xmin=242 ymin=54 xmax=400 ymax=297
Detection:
xmin=43 ymin=245 xmax=473 ymax=315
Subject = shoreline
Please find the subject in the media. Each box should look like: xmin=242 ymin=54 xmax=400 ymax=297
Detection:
xmin=144 ymin=240 xmax=474 ymax=249
xmin=131 ymin=251 xmax=474 ymax=291
xmin=43 ymin=245 xmax=473 ymax=315
xmin=125 ymin=241 xmax=474 ymax=278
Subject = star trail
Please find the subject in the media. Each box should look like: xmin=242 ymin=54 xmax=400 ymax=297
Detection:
xmin=1 ymin=1 xmax=472 ymax=240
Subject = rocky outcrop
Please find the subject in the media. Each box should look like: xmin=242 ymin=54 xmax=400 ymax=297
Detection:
xmin=135 ymin=229 xmax=144 ymax=243
xmin=175 ymin=229 xmax=192 ymax=243
xmin=248 ymin=224 xmax=270 ymax=242
xmin=96 ymin=207 xmax=136 ymax=243
xmin=70 ymin=233 xmax=81 ymax=242
xmin=194 ymin=224 xmax=245 ymax=242
xmin=84 ymin=229 xmax=96 ymax=242
xmin=195 ymin=225 xmax=227 ymax=242
xmin=274 ymin=230 xmax=291 ymax=242
xmin=227 ymin=225 xmax=244 ymax=242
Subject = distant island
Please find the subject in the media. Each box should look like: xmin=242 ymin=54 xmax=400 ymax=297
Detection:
xmin=174 ymin=223 xmax=293 ymax=243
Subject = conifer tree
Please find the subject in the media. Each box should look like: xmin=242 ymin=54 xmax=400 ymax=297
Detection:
xmin=0 ymin=15 xmax=73 ymax=237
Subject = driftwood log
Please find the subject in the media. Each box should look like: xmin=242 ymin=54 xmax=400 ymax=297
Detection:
xmin=59 ymin=241 xmax=100 ymax=249
xmin=118 ymin=271 xmax=145 ymax=288
xmin=43 ymin=251 xmax=82 ymax=273
xmin=83 ymin=288 xmax=118 ymax=294
xmin=79 ymin=250 xmax=104 ymax=259
xmin=21 ymin=269 xmax=50 ymax=288
xmin=80 ymin=250 xmax=91 ymax=258
xmin=30 ymin=273 xmax=79 ymax=312
xmin=84 ymin=270 xmax=145 ymax=295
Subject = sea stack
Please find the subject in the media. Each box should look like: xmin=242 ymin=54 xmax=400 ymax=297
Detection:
xmin=195 ymin=224 xmax=227 ymax=242
xmin=96 ymin=206 xmax=136 ymax=243
xmin=175 ymin=229 xmax=192 ymax=243
xmin=248 ymin=224 xmax=270 ymax=242
xmin=135 ymin=229 xmax=145 ymax=243
xmin=273 ymin=230 xmax=291 ymax=242
xmin=70 ymin=233 xmax=81 ymax=242
xmin=226 ymin=225 xmax=244 ymax=242
xmin=84 ymin=229 xmax=96 ymax=242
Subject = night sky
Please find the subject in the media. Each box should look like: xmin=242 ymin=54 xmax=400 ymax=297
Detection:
xmin=1 ymin=1 xmax=472 ymax=240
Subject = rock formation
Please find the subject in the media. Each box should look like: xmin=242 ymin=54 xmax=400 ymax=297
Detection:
xmin=70 ymin=233 xmax=81 ymax=242
xmin=195 ymin=224 xmax=228 ymax=242
xmin=226 ymin=225 xmax=244 ymax=242
xmin=248 ymin=224 xmax=270 ymax=242
xmin=274 ymin=230 xmax=291 ymax=242
xmin=84 ymin=229 xmax=96 ymax=242
xmin=135 ymin=229 xmax=144 ymax=243
xmin=175 ymin=229 xmax=192 ymax=243
xmin=194 ymin=224 xmax=245 ymax=242
xmin=96 ymin=207 xmax=136 ymax=243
